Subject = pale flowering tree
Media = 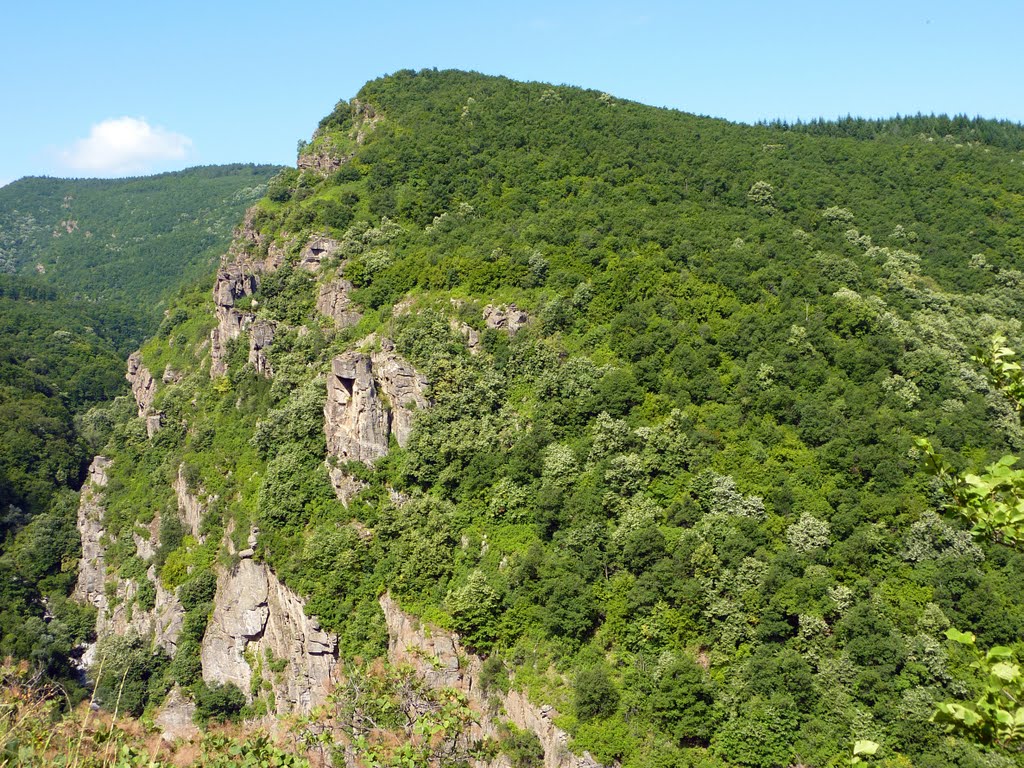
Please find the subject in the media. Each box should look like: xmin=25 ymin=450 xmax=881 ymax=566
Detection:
xmin=785 ymin=512 xmax=831 ymax=553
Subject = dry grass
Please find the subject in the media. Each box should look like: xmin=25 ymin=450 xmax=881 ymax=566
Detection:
xmin=0 ymin=658 xmax=313 ymax=768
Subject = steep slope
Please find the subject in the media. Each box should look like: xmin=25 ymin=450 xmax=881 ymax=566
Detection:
xmin=80 ymin=70 xmax=1024 ymax=767
xmin=0 ymin=165 xmax=280 ymax=694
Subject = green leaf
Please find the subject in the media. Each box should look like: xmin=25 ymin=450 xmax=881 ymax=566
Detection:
xmin=946 ymin=627 xmax=977 ymax=646
xmin=853 ymin=740 xmax=880 ymax=756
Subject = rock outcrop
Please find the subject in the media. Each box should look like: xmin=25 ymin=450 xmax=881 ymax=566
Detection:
xmin=72 ymin=457 xmax=113 ymax=613
xmin=325 ymin=352 xmax=389 ymax=464
xmin=454 ymin=321 xmax=482 ymax=354
xmin=297 ymin=139 xmax=352 ymax=176
xmin=248 ymin=319 xmax=276 ymax=377
xmin=73 ymin=457 xmax=184 ymax=663
xmin=484 ymin=303 xmax=529 ymax=334
xmin=126 ymin=352 xmax=156 ymax=417
xmin=380 ymin=593 xmax=603 ymax=768
xmin=324 ymin=339 xmax=430 ymax=467
xmin=173 ymin=464 xmax=208 ymax=540
xmin=316 ymin=279 xmax=362 ymax=329
xmin=298 ymin=235 xmax=341 ymax=271
xmin=209 ymin=205 xmax=293 ymax=377
xmin=200 ymin=556 xmax=337 ymax=714
xmin=352 ymin=99 xmax=380 ymax=144
xmin=210 ymin=265 xmax=257 ymax=377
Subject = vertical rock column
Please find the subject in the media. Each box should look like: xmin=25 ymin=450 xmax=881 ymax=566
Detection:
xmin=323 ymin=339 xmax=429 ymax=502
xmin=210 ymin=267 xmax=258 ymax=377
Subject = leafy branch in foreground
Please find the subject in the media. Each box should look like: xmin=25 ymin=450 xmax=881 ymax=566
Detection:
xmin=917 ymin=337 xmax=1024 ymax=547
xmin=975 ymin=335 xmax=1024 ymax=415
xmin=932 ymin=628 xmax=1024 ymax=747
xmin=920 ymin=336 xmax=1024 ymax=748
xmin=917 ymin=438 xmax=1024 ymax=548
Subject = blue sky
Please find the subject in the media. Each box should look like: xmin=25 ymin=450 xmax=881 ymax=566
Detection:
xmin=2 ymin=0 xmax=1021 ymax=186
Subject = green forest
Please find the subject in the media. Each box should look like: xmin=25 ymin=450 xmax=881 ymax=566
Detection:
xmin=0 ymin=165 xmax=280 ymax=694
xmin=6 ymin=69 xmax=1024 ymax=767
xmin=0 ymin=165 xmax=281 ymax=328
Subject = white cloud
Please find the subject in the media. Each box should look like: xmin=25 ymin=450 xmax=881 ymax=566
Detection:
xmin=59 ymin=117 xmax=193 ymax=175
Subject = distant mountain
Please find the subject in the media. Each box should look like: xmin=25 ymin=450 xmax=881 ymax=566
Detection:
xmin=0 ymin=164 xmax=281 ymax=337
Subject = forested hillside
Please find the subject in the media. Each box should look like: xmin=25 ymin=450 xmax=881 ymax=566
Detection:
xmin=0 ymin=165 xmax=280 ymax=691
xmin=18 ymin=70 xmax=1024 ymax=767
xmin=0 ymin=164 xmax=280 ymax=334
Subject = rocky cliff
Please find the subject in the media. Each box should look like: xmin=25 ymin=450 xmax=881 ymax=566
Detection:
xmin=247 ymin=319 xmax=276 ymax=377
xmin=316 ymin=278 xmax=362 ymax=329
xmin=210 ymin=264 xmax=258 ymax=377
xmin=75 ymin=453 xmax=339 ymax=717
xmin=71 ymin=457 xmax=112 ymax=612
xmin=208 ymin=205 xmax=290 ymax=377
xmin=201 ymin=550 xmax=337 ymax=713
xmin=173 ymin=464 xmax=209 ymax=540
xmin=380 ymin=593 xmax=602 ymax=768
xmin=324 ymin=337 xmax=430 ymax=467
xmin=126 ymin=352 xmax=156 ymax=416
xmin=73 ymin=457 xmax=184 ymax=665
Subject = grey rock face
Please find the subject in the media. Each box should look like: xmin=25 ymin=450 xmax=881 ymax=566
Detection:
xmin=72 ymin=457 xmax=112 ymax=611
xmin=173 ymin=464 xmax=208 ymax=540
xmin=73 ymin=457 xmax=184 ymax=663
xmin=373 ymin=339 xmax=430 ymax=448
xmin=380 ymin=593 xmax=603 ymax=768
xmin=324 ymin=339 xmax=429 ymax=467
xmin=484 ymin=303 xmax=529 ymax=334
xmin=248 ymin=320 xmax=276 ymax=377
xmin=200 ymin=558 xmax=337 ymax=714
xmin=210 ymin=266 xmax=258 ymax=377
xmin=316 ymin=279 xmax=362 ymax=329
xmin=325 ymin=352 xmax=389 ymax=464
xmin=298 ymin=235 xmax=341 ymax=271
xmin=126 ymin=352 xmax=156 ymax=417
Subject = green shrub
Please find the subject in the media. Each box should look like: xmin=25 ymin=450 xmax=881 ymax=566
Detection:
xmin=574 ymin=665 xmax=619 ymax=722
xmin=193 ymin=681 xmax=246 ymax=724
